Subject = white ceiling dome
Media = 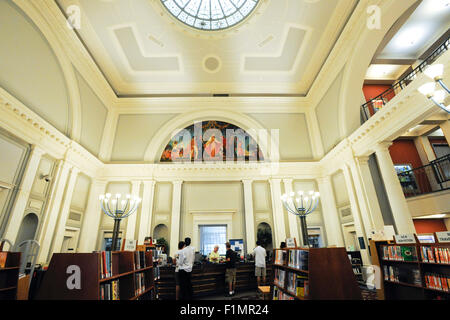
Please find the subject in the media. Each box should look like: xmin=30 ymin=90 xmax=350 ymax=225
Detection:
xmin=161 ymin=0 xmax=259 ymax=31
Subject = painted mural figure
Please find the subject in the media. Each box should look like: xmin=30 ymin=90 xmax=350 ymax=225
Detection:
xmin=160 ymin=121 xmax=264 ymax=163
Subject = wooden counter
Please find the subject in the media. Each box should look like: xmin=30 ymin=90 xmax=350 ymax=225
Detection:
xmin=156 ymin=262 xmax=271 ymax=299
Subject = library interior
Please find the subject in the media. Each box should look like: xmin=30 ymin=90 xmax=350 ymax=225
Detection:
xmin=0 ymin=0 xmax=450 ymax=302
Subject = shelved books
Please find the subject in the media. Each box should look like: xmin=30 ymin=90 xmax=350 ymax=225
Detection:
xmin=287 ymin=249 xmax=309 ymax=271
xmin=274 ymin=250 xmax=286 ymax=265
xmin=274 ymin=268 xmax=285 ymax=288
xmin=383 ymin=265 xmax=421 ymax=286
xmin=420 ymin=246 xmax=450 ymax=264
xmin=134 ymin=251 xmax=147 ymax=270
xmin=285 ymin=271 xmax=309 ymax=298
xmin=272 ymin=286 xmax=294 ymax=300
xmin=99 ymin=251 xmax=113 ymax=279
xmin=382 ymin=245 xmax=417 ymax=261
xmin=424 ymin=273 xmax=450 ymax=292
xmin=134 ymin=273 xmax=145 ymax=296
xmin=100 ymin=280 xmax=119 ymax=300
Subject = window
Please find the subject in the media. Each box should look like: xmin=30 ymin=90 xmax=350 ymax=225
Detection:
xmin=161 ymin=0 xmax=259 ymax=31
xmin=199 ymin=225 xmax=227 ymax=255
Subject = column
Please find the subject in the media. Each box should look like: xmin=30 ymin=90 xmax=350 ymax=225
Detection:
xmin=349 ymin=156 xmax=385 ymax=232
xmin=316 ymin=176 xmax=344 ymax=247
xmin=374 ymin=142 xmax=415 ymax=234
xmin=342 ymin=165 xmax=371 ymax=265
xmin=4 ymin=146 xmax=45 ymax=243
xmin=37 ymin=160 xmax=72 ymax=263
xmin=414 ymin=136 xmax=436 ymax=163
xmin=282 ymin=179 xmax=300 ymax=244
xmin=169 ymin=180 xmax=183 ymax=257
xmin=268 ymin=179 xmax=286 ymax=248
xmin=242 ymin=180 xmax=256 ymax=254
xmin=125 ymin=181 xmax=141 ymax=240
xmin=78 ymin=180 xmax=107 ymax=252
xmin=137 ymin=180 xmax=156 ymax=244
xmin=48 ymin=167 xmax=80 ymax=257
xmin=440 ymin=120 xmax=450 ymax=145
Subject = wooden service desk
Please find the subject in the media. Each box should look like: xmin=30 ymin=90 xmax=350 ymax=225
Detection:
xmin=156 ymin=262 xmax=272 ymax=299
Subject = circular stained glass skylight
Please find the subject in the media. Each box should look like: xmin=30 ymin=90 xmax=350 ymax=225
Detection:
xmin=161 ymin=0 xmax=260 ymax=31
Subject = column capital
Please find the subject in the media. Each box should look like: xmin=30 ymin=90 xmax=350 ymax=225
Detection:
xmin=142 ymin=180 xmax=156 ymax=186
xmin=242 ymin=179 xmax=253 ymax=186
xmin=92 ymin=179 xmax=108 ymax=188
xmin=355 ymin=156 xmax=371 ymax=165
xmin=316 ymin=175 xmax=332 ymax=184
xmin=374 ymin=141 xmax=393 ymax=153
xmin=30 ymin=145 xmax=46 ymax=157
xmin=172 ymin=180 xmax=183 ymax=186
xmin=282 ymin=178 xmax=293 ymax=184
xmin=268 ymin=178 xmax=281 ymax=185
xmin=70 ymin=166 xmax=80 ymax=176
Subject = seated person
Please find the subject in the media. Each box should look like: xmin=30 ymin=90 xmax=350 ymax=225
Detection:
xmin=208 ymin=245 xmax=220 ymax=263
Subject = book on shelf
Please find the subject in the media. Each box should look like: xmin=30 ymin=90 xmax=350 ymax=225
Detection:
xmin=134 ymin=273 xmax=146 ymax=296
xmin=424 ymin=273 xmax=450 ymax=292
xmin=287 ymin=249 xmax=309 ymax=271
xmin=97 ymin=251 xmax=113 ymax=279
xmin=421 ymin=246 xmax=449 ymax=264
xmin=382 ymin=245 xmax=417 ymax=261
xmin=285 ymin=271 xmax=308 ymax=298
xmin=383 ymin=265 xmax=421 ymax=286
xmin=274 ymin=250 xmax=286 ymax=265
xmin=100 ymin=280 xmax=120 ymax=300
xmin=134 ymin=251 xmax=147 ymax=270
xmin=0 ymin=252 xmax=7 ymax=268
xmin=274 ymin=268 xmax=285 ymax=288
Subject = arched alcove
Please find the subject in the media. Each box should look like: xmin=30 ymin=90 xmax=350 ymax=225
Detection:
xmin=15 ymin=212 xmax=39 ymax=246
xmin=153 ymin=224 xmax=169 ymax=241
xmin=256 ymin=222 xmax=273 ymax=252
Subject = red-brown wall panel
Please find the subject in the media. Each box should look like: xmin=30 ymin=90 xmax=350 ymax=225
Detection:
xmin=414 ymin=219 xmax=448 ymax=234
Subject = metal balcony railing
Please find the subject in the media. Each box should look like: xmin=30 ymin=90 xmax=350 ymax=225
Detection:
xmin=397 ymin=154 xmax=450 ymax=198
xmin=361 ymin=36 xmax=450 ymax=122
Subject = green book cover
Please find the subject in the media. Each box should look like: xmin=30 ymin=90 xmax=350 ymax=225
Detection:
xmin=401 ymin=246 xmax=414 ymax=261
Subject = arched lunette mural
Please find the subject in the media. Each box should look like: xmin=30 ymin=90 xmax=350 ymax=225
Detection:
xmin=160 ymin=120 xmax=264 ymax=162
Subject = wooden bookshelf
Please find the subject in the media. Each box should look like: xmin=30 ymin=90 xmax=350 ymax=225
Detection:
xmin=372 ymin=236 xmax=450 ymax=300
xmin=271 ymin=247 xmax=362 ymax=300
xmin=35 ymin=251 xmax=156 ymax=300
xmin=0 ymin=252 xmax=21 ymax=300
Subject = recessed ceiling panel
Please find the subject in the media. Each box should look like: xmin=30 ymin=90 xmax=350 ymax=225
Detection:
xmin=55 ymin=0 xmax=353 ymax=95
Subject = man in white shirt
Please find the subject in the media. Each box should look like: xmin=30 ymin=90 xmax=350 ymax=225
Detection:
xmin=253 ymin=241 xmax=267 ymax=287
xmin=178 ymin=237 xmax=195 ymax=299
xmin=178 ymin=240 xmax=193 ymax=300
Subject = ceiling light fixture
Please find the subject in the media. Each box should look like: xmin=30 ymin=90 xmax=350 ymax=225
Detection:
xmin=418 ymin=64 xmax=450 ymax=113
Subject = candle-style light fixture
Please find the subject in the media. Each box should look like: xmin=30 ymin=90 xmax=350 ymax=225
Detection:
xmin=418 ymin=64 xmax=450 ymax=113
xmin=99 ymin=193 xmax=141 ymax=251
xmin=280 ymin=190 xmax=320 ymax=247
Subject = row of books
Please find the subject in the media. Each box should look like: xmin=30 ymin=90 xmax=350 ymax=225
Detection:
xmin=274 ymin=250 xmax=286 ymax=265
xmin=100 ymin=251 xmax=113 ymax=279
xmin=287 ymin=250 xmax=309 ymax=271
xmin=420 ymin=246 xmax=450 ymax=264
xmin=285 ymin=271 xmax=309 ymax=298
xmin=134 ymin=273 xmax=146 ymax=296
xmin=100 ymin=280 xmax=119 ymax=300
xmin=273 ymin=268 xmax=285 ymax=287
xmin=383 ymin=265 xmax=421 ymax=286
xmin=134 ymin=251 xmax=147 ymax=270
xmin=382 ymin=245 xmax=417 ymax=261
xmin=424 ymin=273 xmax=450 ymax=292
xmin=272 ymin=286 xmax=294 ymax=300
